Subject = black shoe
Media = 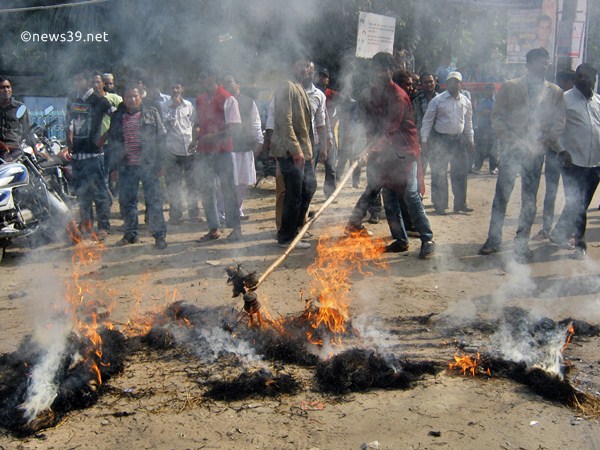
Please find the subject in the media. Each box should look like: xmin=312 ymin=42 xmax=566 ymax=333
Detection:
xmin=344 ymin=224 xmax=373 ymax=237
xmin=368 ymin=213 xmax=380 ymax=224
xmin=571 ymin=247 xmax=586 ymax=260
xmin=434 ymin=208 xmax=447 ymax=215
xmin=225 ymin=228 xmax=243 ymax=242
xmin=155 ymin=237 xmax=168 ymax=249
xmin=419 ymin=240 xmax=435 ymax=259
xmin=514 ymin=246 xmax=533 ymax=263
xmin=479 ymin=241 xmax=499 ymax=255
xmin=454 ymin=206 xmax=474 ymax=213
xmin=116 ymin=236 xmax=140 ymax=246
xmin=385 ymin=240 xmax=409 ymax=253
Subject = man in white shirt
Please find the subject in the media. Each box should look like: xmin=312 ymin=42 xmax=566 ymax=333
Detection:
xmin=550 ymin=64 xmax=600 ymax=259
xmin=420 ymin=71 xmax=475 ymax=215
xmin=163 ymin=79 xmax=198 ymax=224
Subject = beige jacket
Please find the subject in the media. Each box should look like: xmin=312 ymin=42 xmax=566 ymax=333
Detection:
xmin=270 ymin=80 xmax=313 ymax=159
xmin=491 ymin=76 xmax=565 ymax=155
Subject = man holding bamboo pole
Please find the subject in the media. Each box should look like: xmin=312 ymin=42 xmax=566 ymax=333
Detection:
xmin=345 ymin=52 xmax=435 ymax=259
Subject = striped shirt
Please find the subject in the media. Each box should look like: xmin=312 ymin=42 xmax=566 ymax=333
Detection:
xmin=123 ymin=110 xmax=142 ymax=166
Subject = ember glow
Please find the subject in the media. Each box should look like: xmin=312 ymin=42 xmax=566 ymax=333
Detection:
xmin=305 ymin=234 xmax=387 ymax=345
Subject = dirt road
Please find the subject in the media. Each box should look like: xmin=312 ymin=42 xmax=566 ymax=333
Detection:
xmin=1 ymin=169 xmax=599 ymax=449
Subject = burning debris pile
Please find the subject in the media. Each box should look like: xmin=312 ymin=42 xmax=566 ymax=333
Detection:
xmin=0 ymin=328 xmax=125 ymax=436
xmin=444 ymin=307 xmax=600 ymax=417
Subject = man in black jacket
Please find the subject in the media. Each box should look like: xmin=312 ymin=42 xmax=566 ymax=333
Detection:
xmin=108 ymin=84 xmax=168 ymax=249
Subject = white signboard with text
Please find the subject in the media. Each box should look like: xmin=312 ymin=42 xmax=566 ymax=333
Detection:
xmin=356 ymin=12 xmax=396 ymax=59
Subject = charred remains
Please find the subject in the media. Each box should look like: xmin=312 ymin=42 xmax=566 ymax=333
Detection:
xmin=316 ymin=349 xmax=441 ymax=394
xmin=203 ymin=368 xmax=300 ymax=401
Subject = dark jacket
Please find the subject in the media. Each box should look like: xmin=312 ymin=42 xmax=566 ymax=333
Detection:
xmin=107 ymin=104 xmax=166 ymax=171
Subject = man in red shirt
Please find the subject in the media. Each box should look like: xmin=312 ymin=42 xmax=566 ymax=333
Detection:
xmin=346 ymin=52 xmax=435 ymax=259
xmin=194 ymin=68 xmax=243 ymax=242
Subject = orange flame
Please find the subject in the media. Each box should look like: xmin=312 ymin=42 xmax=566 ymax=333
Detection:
xmin=304 ymin=234 xmax=387 ymax=345
xmin=448 ymin=352 xmax=491 ymax=377
xmin=64 ymin=227 xmax=113 ymax=386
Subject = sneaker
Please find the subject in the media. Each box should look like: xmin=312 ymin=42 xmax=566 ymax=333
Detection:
xmin=419 ymin=240 xmax=435 ymax=259
xmin=434 ymin=208 xmax=447 ymax=215
xmin=240 ymin=214 xmax=250 ymax=221
xmin=368 ymin=213 xmax=380 ymax=224
xmin=225 ymin=228 xmax=243 ymax=242
xmin=479 ymin=241 xmax=499 ymax=255
xmin=155 ymin=237 xmax=168 ymax=249
xmin=197 ymin=229 xmax=221 ymax=243
xmin=531 ymin=229 xmax=550 ymax=241
xmin=385 ymin=240 xmax=409 ymax=253
xmin=344 ymin=224 xmax=373 ymax=237
xmin=116 ymin=236 xmax=139 ymax=246
xmin=490 ymin=168 xmax=498 ymax=175
xmin=278 ymin=240 xmax=310 ymax=249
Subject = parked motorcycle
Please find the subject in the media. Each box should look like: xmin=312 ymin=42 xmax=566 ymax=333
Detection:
xmin=27 ymin=105 xmax=73 ymax=202
xmin=0 ymin=105 xmax=72 ymax=263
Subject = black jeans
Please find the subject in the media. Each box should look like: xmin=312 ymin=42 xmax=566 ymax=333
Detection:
xmin=277 ymin=157 xmax=317 ymax=244
xmin=541 ymin=149 xmax=562 ymax=233
xmin=348 ymin=159 xmax=383 ymax=228
xmin=553 ymin=164 xmax=600 ymax=250
xmin=485 ymin=147 xmax=544 ymax=247
xmin=164 ymin=152 xmax=200 ymax=221
xmin=72 ymin=156 xmax=111 ymax=232
xmin=473 ymin=127 xmax=497 ymax=172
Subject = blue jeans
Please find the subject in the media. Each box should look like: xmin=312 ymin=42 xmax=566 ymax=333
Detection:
xmin=485 ymin=147 xmax=544 ymax=247
xmin=72 ymin=156 xmax=111 ymax=231
xmin=277 ymin=157 xmax=317 ymax=244
xmin=314 ymin=141 xmax=337 ymax=198
xmin=197 ymin=152 xmax=240 ymax=231
xmin=383 ymin=161 xmax=433 ymax=244
xmin=118 ymin=164 xmax=166 ymax=240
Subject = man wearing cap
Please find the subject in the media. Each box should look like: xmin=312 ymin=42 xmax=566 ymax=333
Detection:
xmin=420 ymin=71 xmax=475 ymax=216
xmin=479 ymin=48 xmax=565 ymax=262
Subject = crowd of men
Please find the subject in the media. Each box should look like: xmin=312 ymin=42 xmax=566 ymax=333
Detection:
xmin=0 ymin=46 xmax=598 ymax=262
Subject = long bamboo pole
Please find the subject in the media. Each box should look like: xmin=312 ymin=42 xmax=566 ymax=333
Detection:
xmin=253 ymin=157 xmax=362 ymax=290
